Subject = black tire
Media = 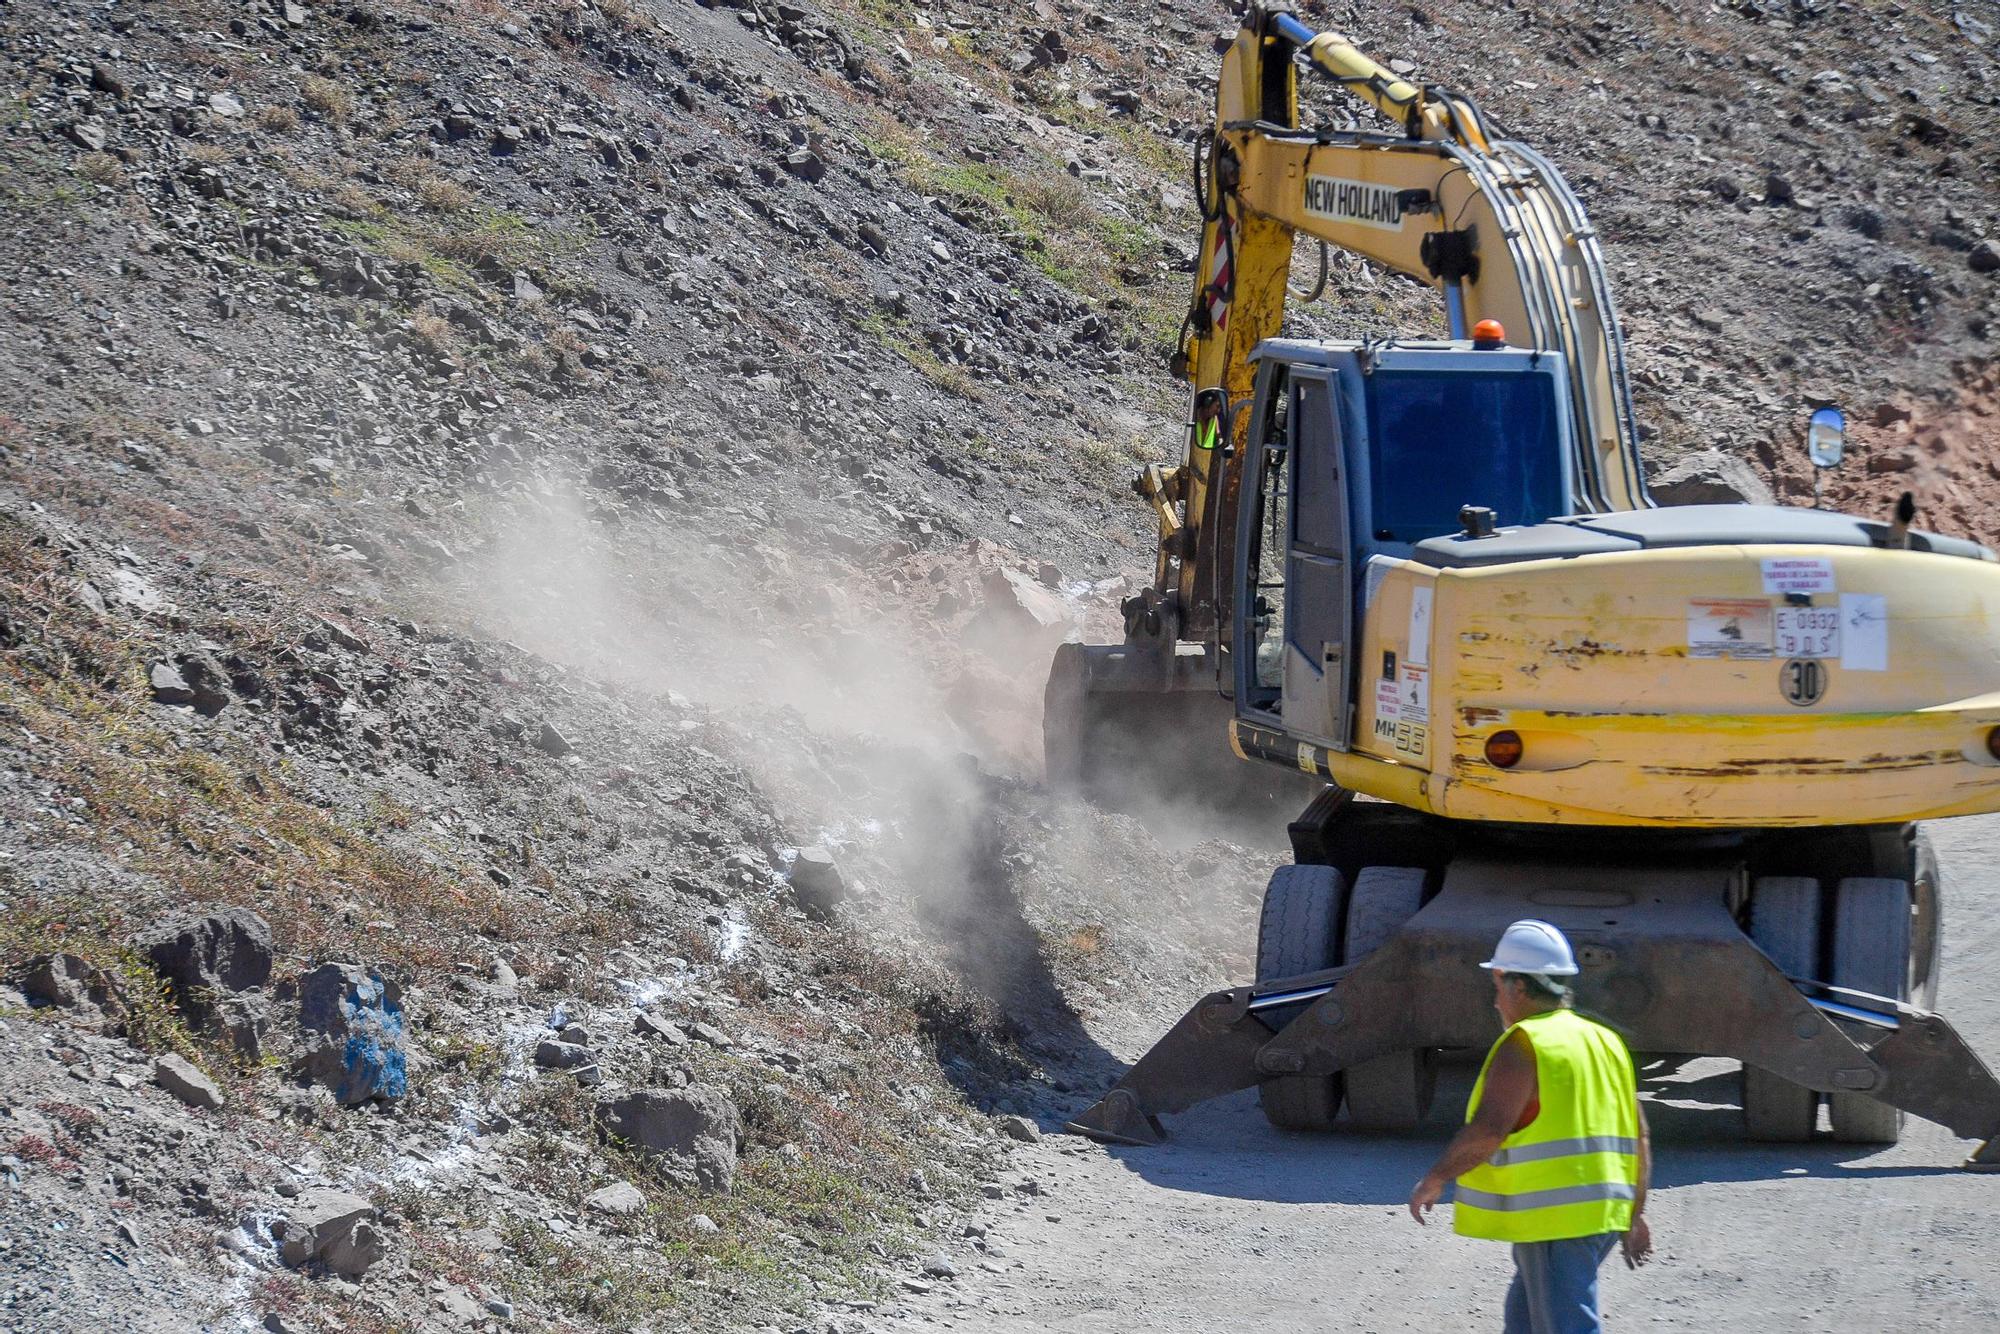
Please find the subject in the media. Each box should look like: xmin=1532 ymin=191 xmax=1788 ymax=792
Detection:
xmin=1828 ymin=876 xmax=1912 ymax=1144
xmin=1340 ymin=867 xmax=1434 ymax=1132
xmin=1255 ymin=864 xmax=1346 ymax=1132
xmin=1910 ymin=830 xmax=1943 ymax=1010
xmin=1742 ymin=876 xmax=1821 ymax=1143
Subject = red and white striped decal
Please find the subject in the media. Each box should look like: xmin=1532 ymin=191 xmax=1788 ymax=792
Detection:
xmin=1207 ymin=212 xmax=1234 ymax=331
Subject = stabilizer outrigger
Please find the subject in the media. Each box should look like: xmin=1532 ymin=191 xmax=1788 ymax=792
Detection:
xmin=1068 ymin=859 xmax=2000 ymax=1170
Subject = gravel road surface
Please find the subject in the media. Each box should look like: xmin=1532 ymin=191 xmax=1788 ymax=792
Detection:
xmin=908 ymin=814 xmax=2000 ymax=1332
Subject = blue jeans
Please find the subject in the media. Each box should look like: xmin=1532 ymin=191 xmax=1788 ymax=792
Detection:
xmin=1503 ymin=1232 xmax=1619 ymax=1334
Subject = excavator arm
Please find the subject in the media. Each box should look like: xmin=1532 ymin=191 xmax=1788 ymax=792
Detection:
xmin=1165 ymin=4 xmax=1645 ymax=645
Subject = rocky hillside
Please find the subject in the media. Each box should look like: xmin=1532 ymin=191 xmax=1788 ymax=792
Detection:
xmin=0 ymin=0 xmax=1994 ymax=1330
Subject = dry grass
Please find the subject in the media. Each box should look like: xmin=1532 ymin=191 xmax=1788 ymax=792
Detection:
xmin=0 ymin=517 xmax=545 ymax=988
xmin=257 ymin=105 xmax=300 ymax=134
xmin=416 ymin=176 xmax=474 ymax=214
xmin=74 ymin=154 xmax=124 ymax=188
xmin=302 ymin=75 xmax=353 ymax=124
xmin=408 ymin=310 xmax=460 ymax=361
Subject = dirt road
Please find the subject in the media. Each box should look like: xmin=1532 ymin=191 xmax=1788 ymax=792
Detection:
xmin=902 ymin=814 xmax=2000 ymax=1332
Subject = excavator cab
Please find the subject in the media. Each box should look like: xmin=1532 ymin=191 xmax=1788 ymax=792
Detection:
xmin=1232 ymin=338 xmax=1580 ymax=748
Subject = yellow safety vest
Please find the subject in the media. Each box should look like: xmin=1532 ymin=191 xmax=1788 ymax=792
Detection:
xmin=1194 ymin=418 xmax=1220 ymax=451
xmin=1453 ymin=1008 xmax=1639 ymax=1243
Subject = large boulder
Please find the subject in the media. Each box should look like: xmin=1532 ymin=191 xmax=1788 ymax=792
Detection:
xmin=961 ymin=567 xmax=1079 ymax=658
xmin=595 ymin=1085 xmax=741 ymax=1194
xmin=294 ymin=965 xmax=409 ymax=1105
xmin=1648 ymin=450 xmax=1775 ymax=507
xmin=20 ymin=953 xmax=124 ymax=1024
xmin=135 ymin=906 xmax=273 ymax=1001
xmin=787 ymin=846 xmax=846 ymax=919
xmin=275 ymin=1188 xmax=384 ymax=1277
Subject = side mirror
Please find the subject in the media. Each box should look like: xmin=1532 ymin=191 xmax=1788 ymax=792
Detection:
xmin=1807 ymin=406 xmax=1846 ymax=470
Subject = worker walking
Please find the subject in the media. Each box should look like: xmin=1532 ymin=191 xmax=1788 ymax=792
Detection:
xmin=1408 ymin=919 xmax=1653 ymax=1333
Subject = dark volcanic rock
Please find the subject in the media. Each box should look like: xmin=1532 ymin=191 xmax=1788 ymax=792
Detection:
xmin=136 ymin=906 xmax=274 ymax=999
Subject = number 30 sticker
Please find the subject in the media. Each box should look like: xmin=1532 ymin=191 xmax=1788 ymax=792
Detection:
xmin=1780 ymin=657 xmax=1828 ymax=707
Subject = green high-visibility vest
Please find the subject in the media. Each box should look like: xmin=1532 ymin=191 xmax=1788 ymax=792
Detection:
xmin=1453 ymin=1008 xmax=1639 ymax=1243
xmin=1194 ymin=418 xmax=1220 ymax=451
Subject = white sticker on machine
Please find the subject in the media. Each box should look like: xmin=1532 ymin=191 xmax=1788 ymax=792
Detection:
xmin=1398 ymin=664 xmax=1430 ymax=725
xmin=1407 ymin=586 xmax=1433 ymax=667
xmin=1687 ymin=598 xmax=1773 ymax=659
xmin=1839 ymin=593 xmax=1888 ymax=671
xmin=1761 ymin=557 xmax=1836 ymax=595
xmin=1301 ymin=175 xmax=1407 ymax=232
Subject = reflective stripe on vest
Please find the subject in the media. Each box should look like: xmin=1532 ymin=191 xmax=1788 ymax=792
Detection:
xmin=1453 ymin=1008 xmax=1639 ymax=1244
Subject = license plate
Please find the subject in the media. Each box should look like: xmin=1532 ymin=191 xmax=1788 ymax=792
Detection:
xmin=1774 ymin=606 xmax=1840 ymax=659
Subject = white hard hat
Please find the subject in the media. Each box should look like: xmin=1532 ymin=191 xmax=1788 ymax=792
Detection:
xmin=1480 ymin=919 xmax=1580 ymax=977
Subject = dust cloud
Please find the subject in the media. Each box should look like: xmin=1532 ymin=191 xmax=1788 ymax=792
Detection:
xmin=415 ymin=475 xmax=1293 ymax=1070
xmin=424 ymin=479 xmax=1273 ymax=1061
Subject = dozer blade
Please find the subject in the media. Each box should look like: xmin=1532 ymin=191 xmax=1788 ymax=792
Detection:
xmin=1837 ymin=999 xmax=2000 ymax=1169
xmin=1064 ymin=981 xmax=1288 ymax=1143
xmin=1069 ymin=857 xmax=2000 ymax=1169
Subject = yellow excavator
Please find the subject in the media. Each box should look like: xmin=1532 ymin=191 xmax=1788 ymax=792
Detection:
xmin=1053 ymin=3 xmax=2000 ymax=1165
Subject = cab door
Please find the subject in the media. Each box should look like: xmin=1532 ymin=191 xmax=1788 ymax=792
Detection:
xmin=1281 ymin=372 xmax=1352 ymax=749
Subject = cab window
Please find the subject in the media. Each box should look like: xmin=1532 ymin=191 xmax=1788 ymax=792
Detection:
xmin=1362 ymin=370 xmax=1564 ymax=542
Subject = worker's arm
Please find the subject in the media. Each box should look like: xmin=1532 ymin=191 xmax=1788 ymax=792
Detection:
xmin=1408 ymin=1030 xmax=1535 ymax=1224
xmin=1622 ymin=1097 xmax=1654 ymax=1267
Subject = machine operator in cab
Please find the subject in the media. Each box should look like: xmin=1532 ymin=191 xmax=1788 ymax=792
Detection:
xmin=1192 ymin=387 xmax=1225 ymax=454
xmin=1408 ymin=920 xmax=1654 ymax=1333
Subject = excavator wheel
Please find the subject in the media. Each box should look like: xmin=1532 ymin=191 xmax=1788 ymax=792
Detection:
xmin=1827 ymin=876 xmax=1913 ymax=1145
xmin=1340 ymin=866 xmax=1435 ymax=1132
xmin=1742 ymin=876 xmax=1822 ymax=1143
xmin=1255 ymin=864 xmax=1345 ymax=1132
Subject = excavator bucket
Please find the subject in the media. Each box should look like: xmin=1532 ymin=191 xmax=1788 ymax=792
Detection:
xmin=1043 ymin=641 xmax=1320 ymax=820
xmin=1067 ymin=858 xmax=2000 ymax=1169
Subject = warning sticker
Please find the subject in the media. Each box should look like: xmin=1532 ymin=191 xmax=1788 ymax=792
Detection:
xmin=1688 ymin=598 xmax=1773 ymax=659
xmin=1761 ymin=557 xmax=1836 ymax=596
xmin=1398 ymin=664 xmax=1430 ymax=725
xmin=1371 ymin=677 xmax=1401 ymax=746
xmin=1774 ymin=605 xmax=1840 ymax=659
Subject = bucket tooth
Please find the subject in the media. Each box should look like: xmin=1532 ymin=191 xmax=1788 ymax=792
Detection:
xmin=1964 ymin=1138 xmax=2000 ymax=1173
xmin=1063 ymin=985 xmax=1273 ymax=1147
xmin=1066 ymin=1089 xmax=1167 ymax=1146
